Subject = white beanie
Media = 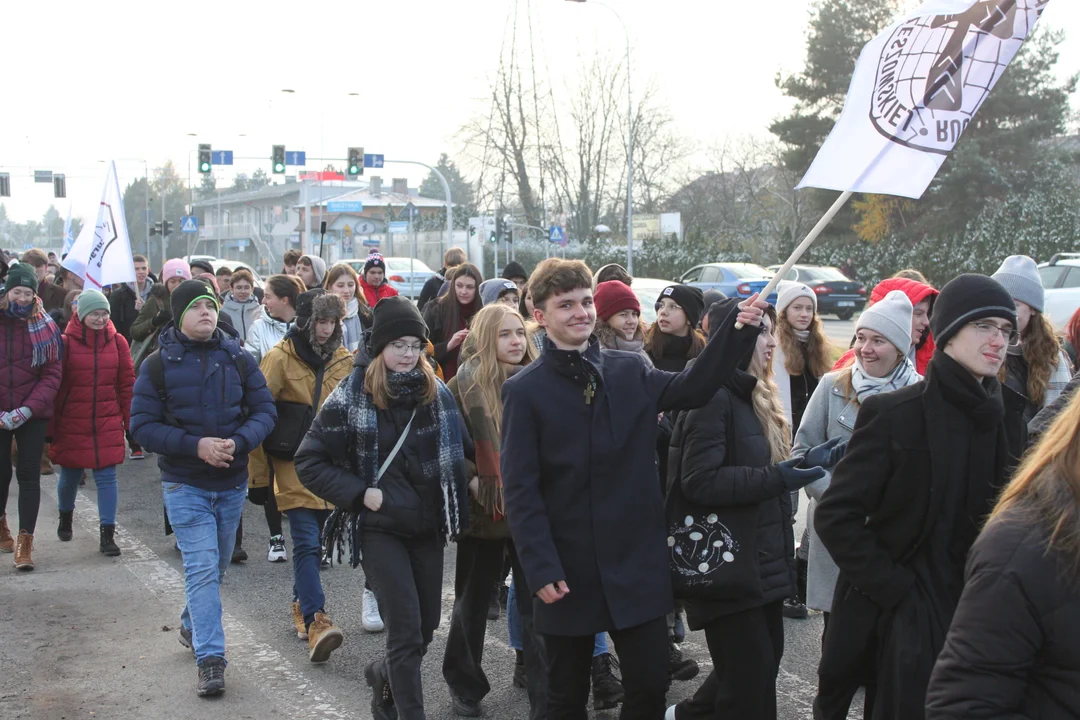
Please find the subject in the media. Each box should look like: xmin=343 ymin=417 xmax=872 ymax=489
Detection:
xmin=776 ymin=280 xmax=816 ymax=314
xmin=991 ymin=255 xmax=1044 ymax=313
xmin=856 ymin=290 xmax=913 ymax=354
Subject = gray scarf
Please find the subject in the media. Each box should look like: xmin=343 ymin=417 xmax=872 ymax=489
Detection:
xmin=851 ymin=356 xmax=921 ymax=403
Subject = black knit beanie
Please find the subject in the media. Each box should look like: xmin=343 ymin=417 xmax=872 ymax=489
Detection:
xmin=502 ymin=261 xmax=528 ymax=283
xmin=368 ymin=295 xmax=428 ymax=357
xmin=3 ymin=263 xmax=38 ymax=295
xmin=294 ymin=288 xmax=326 ymax=329
xmin=656 ymin=284 xmax=706 ymax=329
xmin=170 ymin=279 xmax=220 ymax=327
xmin=930 ymin=274 xmax=1017 ymax=349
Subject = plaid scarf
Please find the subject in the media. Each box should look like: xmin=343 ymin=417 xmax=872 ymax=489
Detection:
xmin=322 ymin=365 xmax=469 ymax=568
xmin=2 ymin=297 xmax=63 ymax=367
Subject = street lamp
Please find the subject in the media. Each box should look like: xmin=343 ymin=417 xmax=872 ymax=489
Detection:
xmin=566 ymin=0 xmax=634 ymax=275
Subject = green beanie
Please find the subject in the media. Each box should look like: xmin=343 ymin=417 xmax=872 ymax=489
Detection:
xmin=76 ymin=289 xmax=110 ymax=321
xmin=3 ymin=263 xmax=38 ymax=295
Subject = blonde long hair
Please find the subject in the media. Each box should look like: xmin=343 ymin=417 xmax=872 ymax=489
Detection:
xmin=364 ymin=351 xmax=439 ymax=410
xmin=777 ymin=310 xmax=831 ymax=379
xmin=749 ymin=306 xmax=791 ymax=463
xmin=458 ymin=304 xmax=534 ymax=429
xmin=992 ymin=387 xmax=1080 ymax=585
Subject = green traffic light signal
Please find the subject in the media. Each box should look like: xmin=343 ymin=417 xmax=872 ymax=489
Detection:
xmin=200 ymin=161 xmax=211 ymax=172
xmin=274 ymin=162 xmax=285 ymax=173
xmin=489 ymin=231 xmax=496 ymax=243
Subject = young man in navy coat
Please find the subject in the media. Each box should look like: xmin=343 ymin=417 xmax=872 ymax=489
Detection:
xmin=501 ymin=259 xmax=766 ymax=719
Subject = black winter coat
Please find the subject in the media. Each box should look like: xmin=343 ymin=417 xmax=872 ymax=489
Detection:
xmin=501 ymin=301 xmax=758 ymax=637
xmin=669 ymin=370 xmax=796 ymax=630
xmin=926 ymin=512 xmax=1080 ymax=719
xmin=108 ymin=283 xmax=140 ymax=341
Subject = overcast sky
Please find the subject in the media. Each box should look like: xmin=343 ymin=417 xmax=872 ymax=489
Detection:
xmin=1 ymin=0 xmax=1076 ymax=226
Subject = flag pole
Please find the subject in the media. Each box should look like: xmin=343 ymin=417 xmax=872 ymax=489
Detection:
xmin=735 ymin=190 xmax=853 ymax=329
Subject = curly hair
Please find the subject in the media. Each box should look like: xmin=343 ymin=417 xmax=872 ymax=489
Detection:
xmin=777 ymin=311 xmax=831 ymax=379
xmin=1019 ymin=310 xmax=1065 ymax=408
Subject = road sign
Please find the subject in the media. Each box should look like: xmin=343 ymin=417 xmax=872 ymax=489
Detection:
xmin=327 ymin=201 xmax=364 ymax=213
xmin=286 ymin=151 xmax=306 ymax=166
xmin=212 ymin=150 xmax=234 ymax=166
xmin=34 ymin=170 xmax=53 ymax=183
xmin=180 ymin=216 xmax=199 ymax=234
xmin=363 ymin=238 xmax=381 ymax=247
xmin=548 ymin=225 xmax=567 ymax=246
xmin=402 ymin=202 xmax=419 ymax=219
xmin=387 ymin=221 xmax=409 ymax=234
xmin=363 ymin=154 xmax=384 ymax=169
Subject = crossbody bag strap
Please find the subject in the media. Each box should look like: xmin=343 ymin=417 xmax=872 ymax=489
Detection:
xmin=375 ymin=407 xmax=417 ymax=484
xmin=311 ymin=364 xmax=327 ymax=410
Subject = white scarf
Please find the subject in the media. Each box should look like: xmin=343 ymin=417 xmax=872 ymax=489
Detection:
xmin=851 ymin=356 xmax=921 ymax=402
xmin=344 ymin=297 xmax=359 ymax=319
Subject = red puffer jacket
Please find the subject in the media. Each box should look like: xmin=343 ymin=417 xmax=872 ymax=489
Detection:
xmin=360 ymin=278 xmax=399 ymax=308
xmin=1 ymin=311 xmax=62 ymax=419
xmin=831 ymin=277 xmax=939 ymax=376
xmin=49 ymin=316 xmax=135 ymax=470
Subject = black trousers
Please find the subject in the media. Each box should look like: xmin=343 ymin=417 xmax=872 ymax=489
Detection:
xmin=0 ymin=420 xmax=47 ymax=533
xmin=362 ymin=529 xmax=444 ymax=720
xmin=442 ymin=535 xmax=507 ymax=702
xmin=543 ymin=614 xmax=668 ymax=720
xmin=814 ymin=603 xmax=877 ymax=720
xmin=677 ymin=601 xmax=785 ymax=720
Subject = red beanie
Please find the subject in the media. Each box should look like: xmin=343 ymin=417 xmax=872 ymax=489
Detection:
xmin=594 ymin=280 xmax=640 ymax=321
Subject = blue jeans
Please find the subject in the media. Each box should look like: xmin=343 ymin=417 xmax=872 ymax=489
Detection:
xmin=507 ymin=577 xmax=607 ymax=656
xmin=286 ymin=507 xmax=329 ymax=627
xmin=163 ymin=481 xmax=246 ymax=665
xmin=57 ymin=466 xmax=118 ymax=525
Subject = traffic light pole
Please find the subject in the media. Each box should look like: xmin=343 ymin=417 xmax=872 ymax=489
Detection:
xmin=383 ymin=160 xmax=452 ymax=254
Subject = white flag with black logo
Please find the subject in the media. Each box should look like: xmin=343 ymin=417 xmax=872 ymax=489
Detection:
xmin=62 ymin=160 xmax=136 ymax=289
xmin=797 ymin=0 xmax=1049 ymax=199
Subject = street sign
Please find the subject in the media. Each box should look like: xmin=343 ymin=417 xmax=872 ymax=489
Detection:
xmin=285 ymin=151 xmax=306 ymax=166
xmin=212 ymin=150 xmax=234 ymax=166
xmin=363 ymin=154 xmax=385 ymax=169
xmin=387 ymin=221 xmax=409 ymax=234
xmin=327 ymin=201 xmax=364 ymax=213
xmin=363 ymin=238 xmax=381 ymax=247
xmin=402 ymin=202 xmax=418 ymax=219
xmin=548 ymin=225 xmax=567 ymax=246
xmin=34 ymin=170 xmax=53 ymax=183
xmin=180 ymin=216 xmax=199 ymax=234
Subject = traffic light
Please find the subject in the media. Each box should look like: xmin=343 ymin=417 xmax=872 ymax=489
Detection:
xmin=272 ymin=145 xmax=286 ymax=174
xmin=0 ymin=172 xmax=9 ymax=197
xmin=150 ymin=221 xmax=162 ymax=236
xmin=488 ymin=230 xmax=496 ymax=243
xmin=495 ymin=214 xmax=504 ymax=242
xmin=162 ymin=221 xmax=173 ymax=236
xmin=53 ymin=174 xmax=66 ymax=199
xmin=469 ymin=225 xmax=476 ymax=238
xmin=347 ymin=147 xmax=363 ymax=177
xmin=198 ymin=144 xmax=212 ymax=173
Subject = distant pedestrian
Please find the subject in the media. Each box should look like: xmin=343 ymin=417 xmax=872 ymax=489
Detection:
xmin=50 ymin=289 xmax=135 ymax=556
xmin=219 ymin=269 xmax=263 ymax=343
xmin=296 ymin=254 xmax=327 ymax=292
xmin=282 ymin=249 xmax=302 ymax=276
xmin=419 ymin=247 xmax=466 ymax=312
xmin=501 ymin=260 xmax=528 ymax=293
xmin=594 ymin=280 xmax=650 ymax=364
xmin=246 ymin=275 xmax=305 ymax=364
xmin=478 ymin=278 xmax=519 ymax=308
xmin=359 ymin=253 xmax=399 ymax=308
xmin=109 ymin=254 xmax=155 ymax=341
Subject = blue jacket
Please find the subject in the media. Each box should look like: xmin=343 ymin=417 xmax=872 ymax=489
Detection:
xmin=130 ymin=323 xmax=277 ymax=490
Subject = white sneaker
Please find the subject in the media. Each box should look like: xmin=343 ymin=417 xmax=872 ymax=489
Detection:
xmin=267 ymin=535 xmax=287 ymax=563
xmin=665 ymin=705 xmax=677 ymax=720
xmin=362 ymin=589 xmax=384 ymax=633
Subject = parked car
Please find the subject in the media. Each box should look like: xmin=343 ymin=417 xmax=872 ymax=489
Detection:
xmin=677 ymin=263 xmax=778 ymax=305
xmin=343 ymin=256 xmax=435 ymax=299
xmin=630 ymin=277 xmax=678 ymax=325
xmin=1038 ymin=253 xmax=1080 ymax=332
xmin=766 ymin=264 xmax=867 ymax=320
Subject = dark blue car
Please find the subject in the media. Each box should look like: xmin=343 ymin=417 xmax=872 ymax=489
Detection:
xmin=677 ymin=263 xmax=778 ymax=305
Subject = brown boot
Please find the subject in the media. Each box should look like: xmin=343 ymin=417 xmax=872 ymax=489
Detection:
xmin=291 ymin=601 xmax=309 ymax=640
xmin=14 ymin=531 xmax=34 ymax=570
xmin=0 ymin=515 xmax=13 ymax=553
xmin=307 ymin=612 xmax=343 ymax=663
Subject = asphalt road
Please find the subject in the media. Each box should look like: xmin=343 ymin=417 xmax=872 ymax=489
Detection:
xmin=3 ymin=449 xmax=861 ymax=720
xmin=819 ymin=315 xmax=859 ymax=349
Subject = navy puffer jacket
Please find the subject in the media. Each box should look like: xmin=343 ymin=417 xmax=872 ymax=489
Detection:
xmin=129 ymin=323 xmax=276 ymax=490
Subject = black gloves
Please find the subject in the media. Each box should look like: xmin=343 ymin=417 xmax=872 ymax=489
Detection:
xmin=246 ymin=487 xmax=268 ymax=506
xmin=777 ymin=458 xmax=826 ymax=491
xmin=152 ymin=309 xmax=171 ymax=327
xmin=801 ymin=437 xmax=847 ymax=470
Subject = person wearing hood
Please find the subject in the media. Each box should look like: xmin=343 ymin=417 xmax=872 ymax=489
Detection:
xmin=218 ymin=269 xmax=264 ymax=343
xmin=0 ymin=263 xmax=64 ymax=570
xmin=832 ymin=276 xmax=938 ymax=375
xmin=296 ymin=254 xmax=327 ymax=292
xmin=130 ymin=280 xmax=276 ymax=697
xmin=501 ymin=261 xmax=528 ymax=292
xmin=593 ymin=263 xmax=632 ymax=289
xmin=424 ymin=263 xmax=483 ymax=381
xmin=247 ymin=274 xmax=306 ymax=364
xmin=594 ymin=280 xmax=651 ymax=365
xmin=813 ymin=275 xmax=1017 ymax=720
xmin=791 ymin=291 xmax=921 ymax=694
xmin=254 ymin=289 xmax=352 ymax=664
xmin=50 ymin=289 xmax=135 ymax=557
xmin=324 ymin=262 xmax=373 ymax=353
xmin=359 ymin=253 xmax=400 ymax=308
xmin=479 ymin=278 xmax=520 ymax=308
xmin=665 ymin=302 xmax=830 ymax=720
xmin=990 ymin=255 xmax=1073 ymax=465
xmin=295 ymin=296 xmax=472 ymax=720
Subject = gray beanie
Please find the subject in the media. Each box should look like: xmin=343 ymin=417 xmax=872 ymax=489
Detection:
xmin=776 ymin=280 xmax=816 ymax=314
xmin=991 ymin=255 xmax=1044 ymax=313
xmin=856 ymin=290 xmax=913 ymax=354
xmin=480 ymin=278 xmax=518 ymax=306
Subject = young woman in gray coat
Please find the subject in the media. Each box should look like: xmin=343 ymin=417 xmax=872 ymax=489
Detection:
xmin=792 ymin=291 xmax=920 ymax=623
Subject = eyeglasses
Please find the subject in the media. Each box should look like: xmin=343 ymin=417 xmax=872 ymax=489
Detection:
xmin=388 ymin=341 xmax=424 ymax=357
xmin=969 ymin=321 xmax=1019 ymax=345
xmin=655 ymin=300 xmax=683 ymax=314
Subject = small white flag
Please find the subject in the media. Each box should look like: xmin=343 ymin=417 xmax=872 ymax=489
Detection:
xmin=62 ymin=161 xmax=136 ymax=289
xmin=797 ymin=0 xmax=1049 ymax=199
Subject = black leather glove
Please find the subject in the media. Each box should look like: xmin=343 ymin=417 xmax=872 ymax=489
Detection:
xmin=777 ymin=458 xmax=826 ymax=491
xmin=247 ymin=486 xmax=268 ymax=506
xmin=801 ymin=437 xmax=847 ymax=470
xmin=152 ymin=309 xmax=171 ymax=327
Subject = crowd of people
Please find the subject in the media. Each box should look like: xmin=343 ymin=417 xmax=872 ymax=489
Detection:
xmin=1 ymin=243 xmax=1079 ymax=720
